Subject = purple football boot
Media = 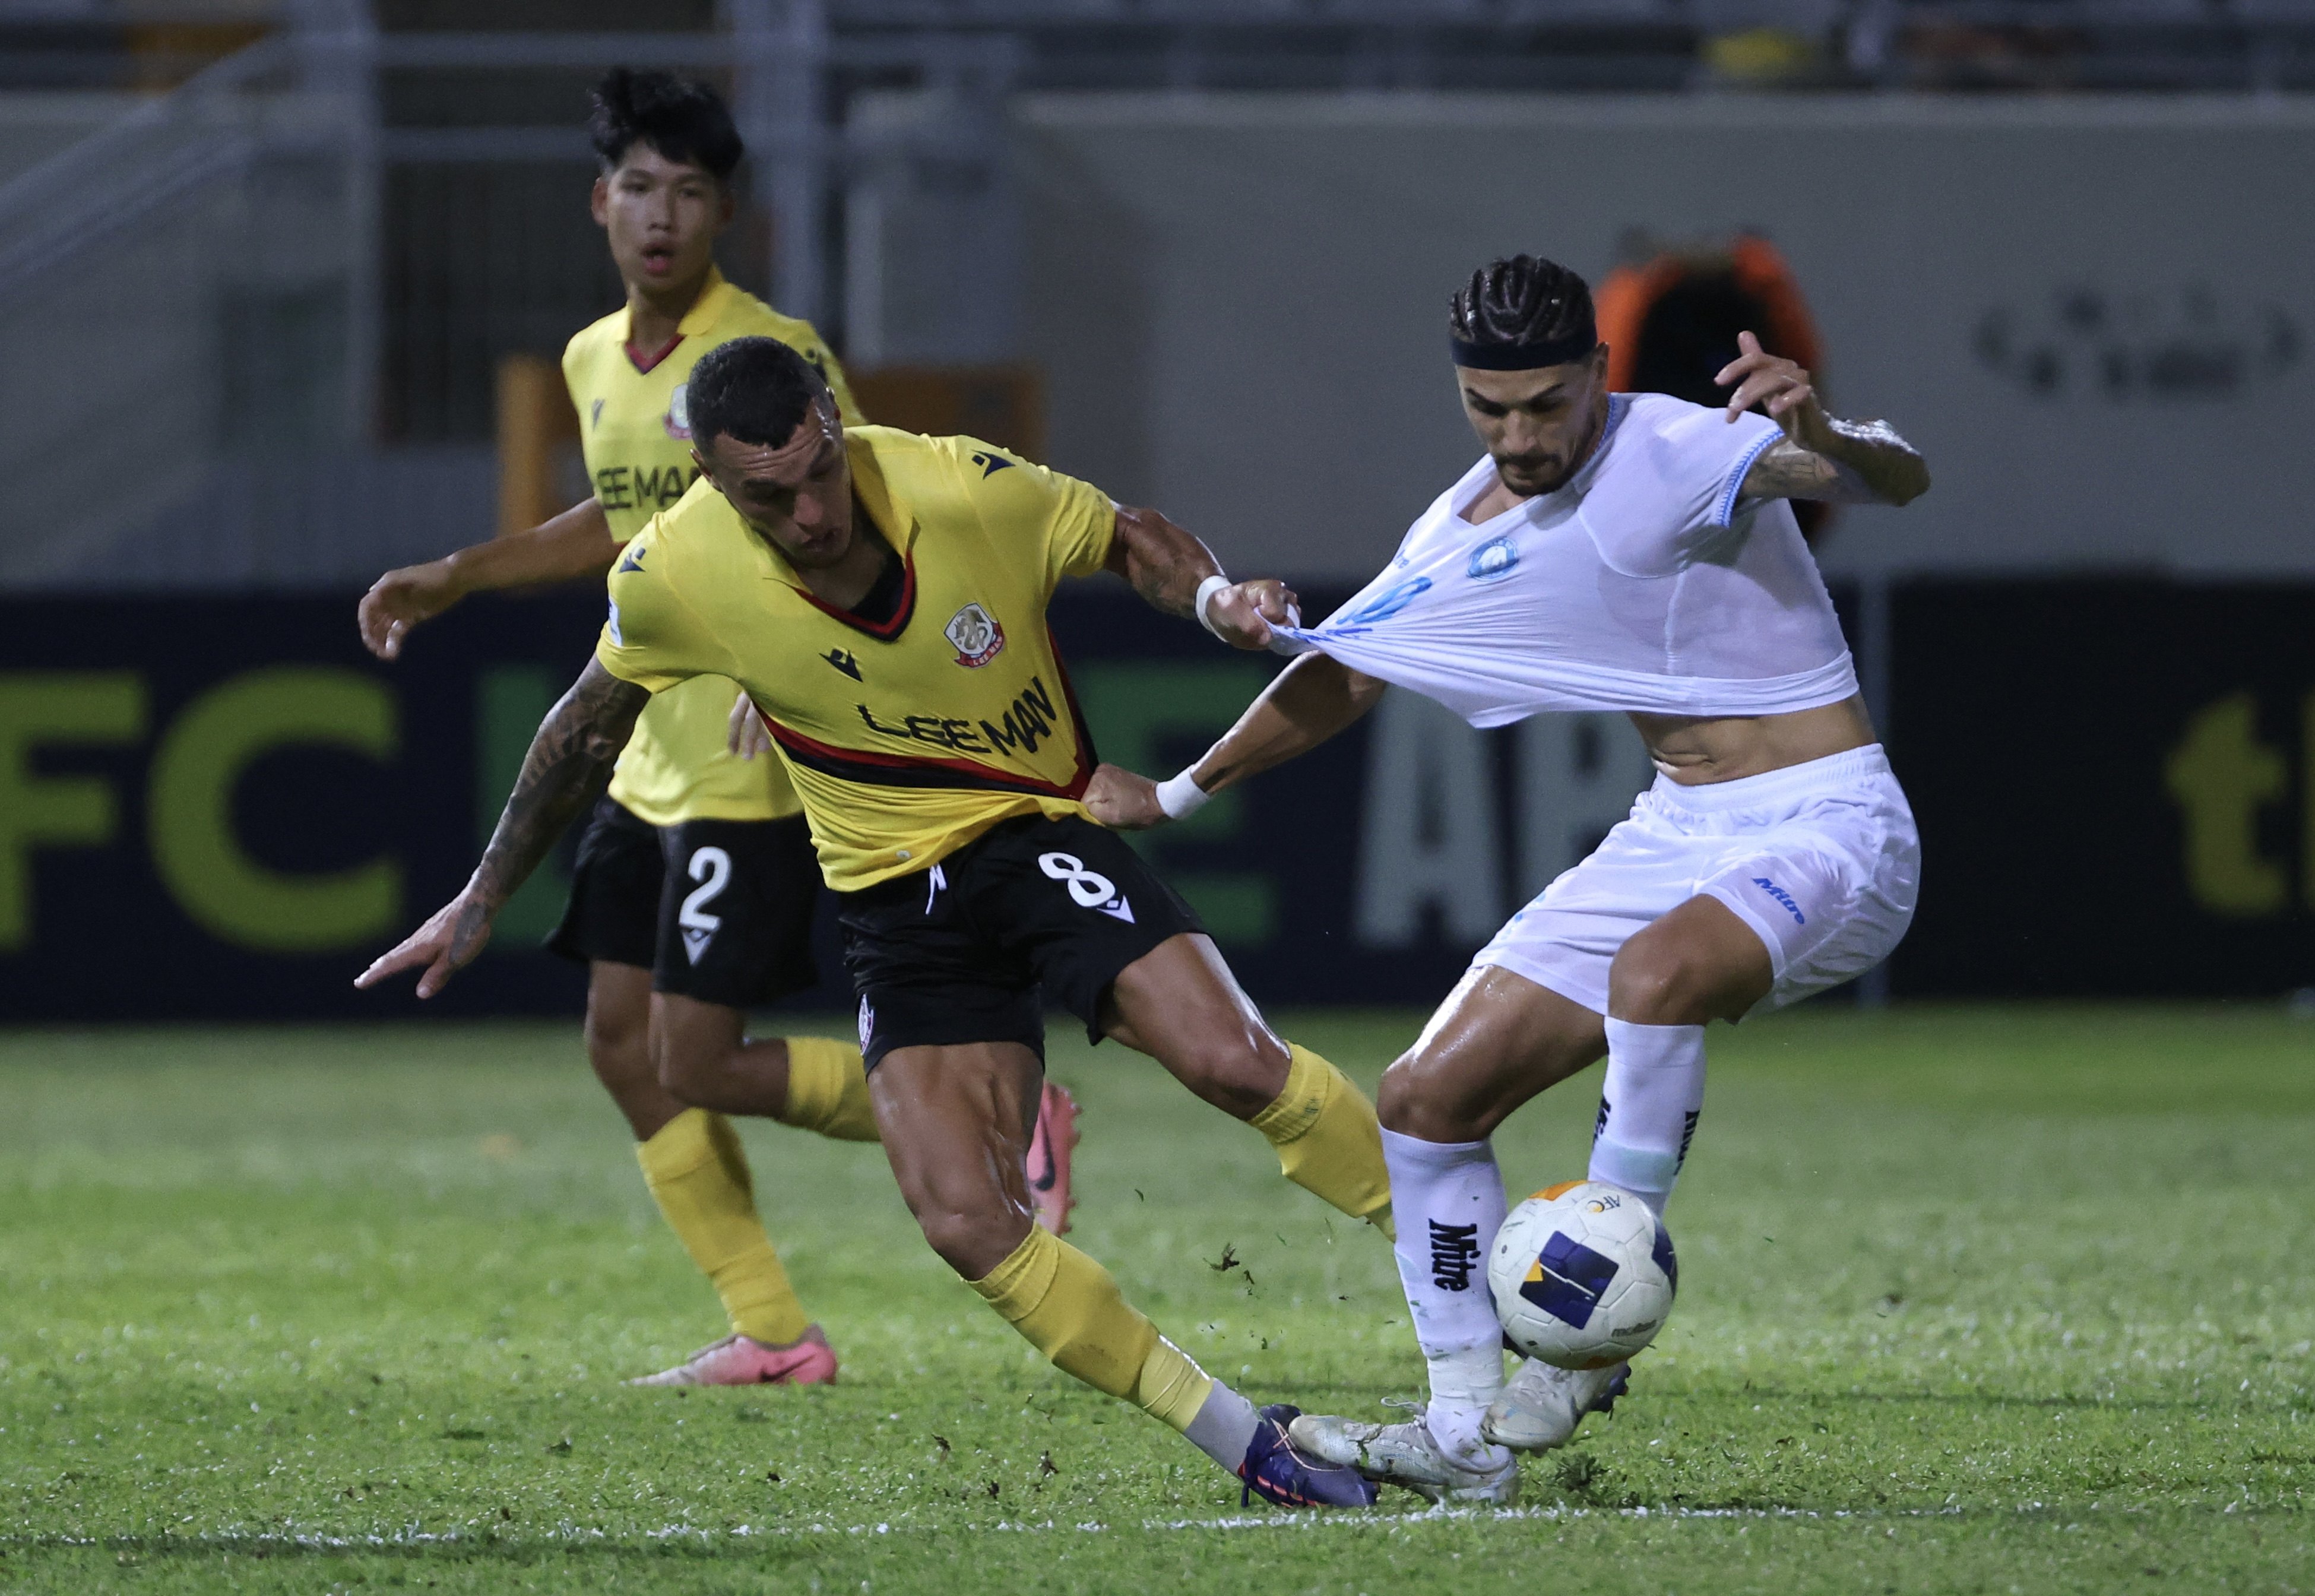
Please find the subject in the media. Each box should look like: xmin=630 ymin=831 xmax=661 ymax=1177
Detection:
xmin=1238 ymin=1403 xmax=1381 ymax=1508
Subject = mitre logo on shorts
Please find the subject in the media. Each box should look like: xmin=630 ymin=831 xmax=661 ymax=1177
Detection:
xmin=1750 ymin=875 xmax=1807 ymax=925
xmin=857 ymin=996 xmax=875 ymax=1054
xmin=945 ymin=603 xmax=1006 ymax=667
xmin=663 ymin=382 xmax=691 ymax=439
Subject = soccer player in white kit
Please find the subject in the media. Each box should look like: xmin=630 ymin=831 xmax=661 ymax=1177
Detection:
xmin=1088 ymin=254 xmax=1930 ymax=1503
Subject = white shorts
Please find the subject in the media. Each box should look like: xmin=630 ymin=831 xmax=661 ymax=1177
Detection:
xmin=1474 ymin=744 xmax=1920 ymax=1015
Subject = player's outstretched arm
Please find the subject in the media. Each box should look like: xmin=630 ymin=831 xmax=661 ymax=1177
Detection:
xmin=1086 ymin=653 xmax=1385 ymax=829
xmin=1103 ymin=505 xmax=1299 ymax=650
xmin=1717 ymin=331 xmax=1930 ymax=508
xmin=356 ymin=659 xmax=647 ymax=997
xmin=357 ymin=498 xmax=619 ymax=660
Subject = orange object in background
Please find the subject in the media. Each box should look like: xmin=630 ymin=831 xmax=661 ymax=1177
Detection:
xmin=495 ymin=354 xmax=581 ymax=539
xmin=123 ymin=21 xmax=273 ymax=90
xmin=1595 ymin=235 xmax=1831 ymax=539
xmin=848 ymin=365 xmax=1045 ymax=464
xmin=1596 ymin=235 xmax=1822 ymax=395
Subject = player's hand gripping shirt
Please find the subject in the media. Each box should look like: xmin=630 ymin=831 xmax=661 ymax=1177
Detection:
xmin=594 ymin=426 xmax=1116 ymax=891
xmin=563 ymin=265 xmax=862 ymax=828
xmin=1268 ymin=394 xmax=1859 ymax=724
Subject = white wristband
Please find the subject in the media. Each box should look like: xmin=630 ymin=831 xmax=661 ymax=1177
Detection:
xmin=1193 ymin=573 xmax=1233 ymax=638
xmin=1155 ymin=768 xmax=1213 ymax=820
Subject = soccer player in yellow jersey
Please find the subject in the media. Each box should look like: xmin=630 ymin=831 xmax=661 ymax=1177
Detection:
xmin=356 ymin=71 xmax=1074 ymax=1389
xmin=360 ymin=336 xmax=1400 ymax=1506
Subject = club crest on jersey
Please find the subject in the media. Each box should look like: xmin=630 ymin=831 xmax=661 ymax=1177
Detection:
xmin=945 ymin=603 xmax=1006 ymax=668
xmin=1468 ymin=534 xmax=1519 ymax=582
xmin=663 ymin=382 xmax=691 ymax=439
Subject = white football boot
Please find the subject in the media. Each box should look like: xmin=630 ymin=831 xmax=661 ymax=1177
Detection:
xmin=1287 ymin=1405 xmax=1518 ymax=1505
xmin=1480 ymin=1358 xmax=1630 ymax=1452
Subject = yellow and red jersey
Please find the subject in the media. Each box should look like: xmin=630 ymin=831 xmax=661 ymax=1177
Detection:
xmin=562 ymin=266 xmax=861 ymax=826
xmin=595 ymin=426 xmax=1116 ymax=891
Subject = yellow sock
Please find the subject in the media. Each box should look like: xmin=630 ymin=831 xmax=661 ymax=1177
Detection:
xmin=1248 ymin=1044 xmax=1396 ymax=1239
xmin=774 ymin=1036 xmax=880 ymax=1143
xmin=969 ymin=1226 xmax=1215 ymax=1432
xmin=635 ymin=1108 xmax=809 ymax=1346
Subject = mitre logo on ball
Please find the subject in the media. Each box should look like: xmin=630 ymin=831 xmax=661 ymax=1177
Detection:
xmin=945 ymin=603 xmax=1006 ymax=667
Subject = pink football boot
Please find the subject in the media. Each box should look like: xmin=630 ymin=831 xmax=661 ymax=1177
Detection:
xmin=629 ymin=1323 xmax=839 ymax=1387
xmin=1027 ymin=1080 xmax=1079 ymax=1236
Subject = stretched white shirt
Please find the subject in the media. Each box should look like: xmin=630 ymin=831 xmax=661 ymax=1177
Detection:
xmin=1271 ymin=393 xmax=1859 ymax=726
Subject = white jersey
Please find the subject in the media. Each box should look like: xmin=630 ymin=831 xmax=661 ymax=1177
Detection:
xmin=1271 ymin=393 xmax=1859 ymax=725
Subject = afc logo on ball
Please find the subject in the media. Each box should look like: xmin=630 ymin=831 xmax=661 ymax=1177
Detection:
xmin=945 ymin=603 xmax=1006 ymax=668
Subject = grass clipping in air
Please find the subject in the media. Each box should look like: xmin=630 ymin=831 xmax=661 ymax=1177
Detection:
xmin=0 ymin=1006 xmax=2309 ymax=1593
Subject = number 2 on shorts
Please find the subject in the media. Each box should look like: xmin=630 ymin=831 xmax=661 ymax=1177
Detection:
xmin=680 ymin=846 xmax=732 ymax=938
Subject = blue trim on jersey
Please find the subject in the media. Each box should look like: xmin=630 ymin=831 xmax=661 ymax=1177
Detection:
xmin=1714 ymin=428 xmax=1784 ymax=528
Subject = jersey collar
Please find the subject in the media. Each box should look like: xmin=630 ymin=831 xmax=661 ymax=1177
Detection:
xmin=746 ymin=430 xmax=922 ymax=634
xmin=843 ymin=430 xmax=918 ymax=565
xmin=615 ymin=265 xmax=736 ymax=366
xmin=677 ymin=266 xmax=737 ymax=338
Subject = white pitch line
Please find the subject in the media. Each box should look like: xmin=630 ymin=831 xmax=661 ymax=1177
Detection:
xmin=7 ymin=1502 xmax=1986 ymax=1553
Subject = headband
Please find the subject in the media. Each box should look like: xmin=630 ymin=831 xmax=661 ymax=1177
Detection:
xmin=1449 ymin=330 xmax=1598 ymax=370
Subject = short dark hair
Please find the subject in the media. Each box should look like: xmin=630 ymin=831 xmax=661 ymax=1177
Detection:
xmin=1450 ymin=255 xmax=1597 ymax=353
xmin=687 ymin=337 xmax=830 ymax=450
xmin=588 ymin=68 xmax=743 ymax=182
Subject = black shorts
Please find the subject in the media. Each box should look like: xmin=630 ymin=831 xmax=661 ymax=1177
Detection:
xmin=837 ymin=812 xmax=1204 ymax=1071
xmin=546 ymin=797 xmax=821 ymax=1009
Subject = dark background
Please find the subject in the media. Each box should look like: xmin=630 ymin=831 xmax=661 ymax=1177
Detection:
xmin=4 ymin=578 xmax=2308 ymax=1021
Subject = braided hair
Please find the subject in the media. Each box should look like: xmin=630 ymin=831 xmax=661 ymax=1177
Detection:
xmin=1449 ymin=255 xmax=1598 ymax=360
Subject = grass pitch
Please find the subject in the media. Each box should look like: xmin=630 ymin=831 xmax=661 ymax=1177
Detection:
xmin=1 ymin=1005 xmax=2308 ymax=1594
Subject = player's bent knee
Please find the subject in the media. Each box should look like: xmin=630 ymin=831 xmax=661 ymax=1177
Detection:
xmin=583 ymin=1009 xmax=647 ymax=1079
xmin=1376 ymin=1050 xmax=1489 ymax=1142
xmin=1374 ymin=1054 xmax=1431 ymax=1133
xmin=912 ymin=1200 xmax=1031 ymax=1281
xmin=1166 ymin=1030 xmax=1290 ymax=1120
xmin=1608 ymin=934 xmax=1725 ymax=1025
xmin=653 ymin=1046 xmax=712 ymax=1105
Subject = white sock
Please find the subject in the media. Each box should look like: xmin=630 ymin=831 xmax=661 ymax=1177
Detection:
xmin=1382 ymin=1128 xmax=1509 ymax=1468
xmin=1183 ymin=1380 xmax=1260 ymax=1472
xmin=1589 ymin=1018 xmax=1707 ymax=1214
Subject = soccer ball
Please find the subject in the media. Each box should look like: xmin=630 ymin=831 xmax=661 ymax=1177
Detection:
xmin=1488 ymin=1180 xmax=1677 ymax=1370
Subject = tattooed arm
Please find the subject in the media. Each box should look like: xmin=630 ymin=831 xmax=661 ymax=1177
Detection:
xmin=357 ymin=659 xmax=648 ymax=998
xmin=1718 ymin=331 xmax=1931 ymax=508
xmin=1104 ymin=504 xmax=1299 ymax=650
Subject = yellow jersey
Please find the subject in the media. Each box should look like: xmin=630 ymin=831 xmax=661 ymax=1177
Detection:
xmin=562 ymin=266 xmax=862 ymax=828
xmin=596 ymin=426 xmax=1117 ymax=891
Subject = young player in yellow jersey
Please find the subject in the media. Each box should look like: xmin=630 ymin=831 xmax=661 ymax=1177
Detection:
xmin=355 ymin=71 xmax=1074 ymax=1389
xmin=360 ymin=337 xmax=1399 ymax=1507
